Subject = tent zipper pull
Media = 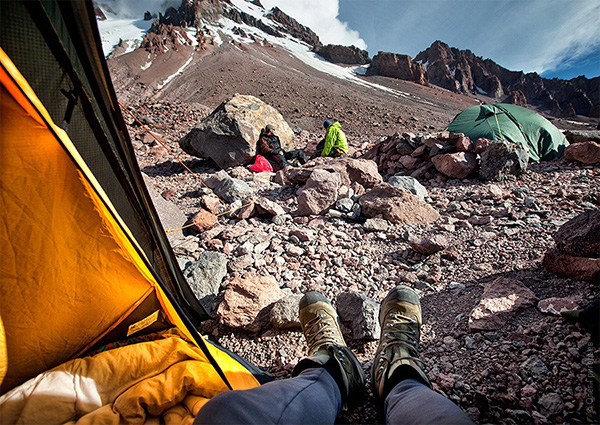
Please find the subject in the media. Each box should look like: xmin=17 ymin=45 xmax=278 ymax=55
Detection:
xmin=60 ymin=88 xmax=78 ymax=131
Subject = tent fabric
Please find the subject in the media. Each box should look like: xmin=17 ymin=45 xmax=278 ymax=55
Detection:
xmin=0 ymin=0 xmax=208 ymax=324
xmin=446 ymin=104 xmax=569 ymax=162
xmin=0 ymin=46 xmax=261 ymax=395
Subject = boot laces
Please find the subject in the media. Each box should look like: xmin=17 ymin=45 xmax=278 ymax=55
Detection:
xmin=304 ymin=310 xmax=341 ymax=352
xmin=379 ymin=312 xmax=424 ymax=367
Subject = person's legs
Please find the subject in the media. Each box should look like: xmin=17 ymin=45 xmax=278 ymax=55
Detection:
xmin=195 ymin=292 xmax=364 ymax=424
xmin=271 ymin=152 xmax=288 ymax=170
xmin=284 ymin=149 xmax=307 ymax=165
xmin=311 ymin=140 xmax=325 ymax=159
xmin=195 ymin=367 xmax=341 ymax=424
xmin=385 ymin=378 xmax=473 ymax=424
xmin=372 ymin=286 xmax=473 ymax=425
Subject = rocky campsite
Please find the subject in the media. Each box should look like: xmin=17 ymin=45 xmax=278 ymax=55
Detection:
xmin=101 ymin=0 xmax=599 ymax=423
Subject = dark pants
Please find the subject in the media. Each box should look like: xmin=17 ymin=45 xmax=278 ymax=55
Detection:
xmin=268 ymin=149 xmax=307 ymax=170
xmin=195 ymin=369 xmax=473 ymax=424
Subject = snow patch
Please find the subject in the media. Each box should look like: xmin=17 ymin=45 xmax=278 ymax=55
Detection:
xmin=203 ymin=16 xmax=433 ymax=105
xmin=353 ymin=66 xmax=368 ymax=76
xmin=97 ymin=11 xmax=152 ymax=57
xmin=141 ymin=61 xmax=152 ymax=71
xmin=158 ymin=54 xmax=195 ymax=89
xmin=187 ymin=28 xmax=199 ymax=47
xmin=474 ymin=85 xmax=488 ymax=95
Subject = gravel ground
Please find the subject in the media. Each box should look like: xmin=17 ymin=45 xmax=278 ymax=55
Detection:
xmin=123 ymin=99 xmax=599 ymax=424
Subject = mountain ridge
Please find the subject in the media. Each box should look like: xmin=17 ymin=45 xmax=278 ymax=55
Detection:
xmin=98 ymin=0 xmax=598 ymax=122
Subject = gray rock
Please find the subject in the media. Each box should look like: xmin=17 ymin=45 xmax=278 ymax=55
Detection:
xmin=335 ymin=197 xmax=355 ymax=213
xmin=269 ymin=294 xmax=303 ymax=330
xmin=520 ymin=356 xmax=549 ymax=379
xmin=538 ymin=393 xmax=564 ymax=417
xmin=183 ymin=251 xmax=228 ymax=316
xmin=363 ymin=218 xmax=390 ymax=232
xmin=214 ymin=177 xmax=253 ymax=204
xmin=272 ymin=214 xmax=292 ymax=225
xmin=387 ymin=174 xmax=429 ymax=200
xmin=479 ymin=139 xmax=528 ymax=181
xmin=336 ymin=292 xmax=381 ymax=340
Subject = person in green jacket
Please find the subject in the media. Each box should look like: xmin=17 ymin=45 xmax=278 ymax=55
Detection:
xmin=314 ymin=119 xmax=348 ymax=158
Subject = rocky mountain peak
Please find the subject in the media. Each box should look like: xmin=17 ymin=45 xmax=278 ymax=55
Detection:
xmin=315 ymin=44 xmax=370 ymax=65
xmin=415 ymin=40 xmax=598 ymax=118
xmin=266 ymin=7 xmax=321 ymax=49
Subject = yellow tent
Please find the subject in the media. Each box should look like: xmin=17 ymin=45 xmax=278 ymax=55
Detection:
xmin=0 ymin=1 xmax=264 ymax=421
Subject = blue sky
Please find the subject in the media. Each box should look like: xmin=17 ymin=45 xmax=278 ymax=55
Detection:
xmin=261 ymin=0 xmax=600 ymax=80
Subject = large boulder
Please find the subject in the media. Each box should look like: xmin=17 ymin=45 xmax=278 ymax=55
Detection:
xmin=183 ymin=251 xmax=228 ymax=315
xmin=431 ymin=152 xmax=478 ymax=179
xmin=179 ymin=94 xmax=294 ymax=168
xmin=297 ymin=169 xmax=341 ymax=216
xmin=285 ymin=157 xmax=382 ymax=191
xmin=478 ymin=139 xmax=528 ymax=181
xmin=367 ymin=52 xmax=428 ymax=86
xmin=217 ymin=274 xmax=286 ymax=330
xmin=564 ymin=141 xmax=600 ymax=164
xmin=553 ymin=210 xmax=600 ymax=257
xmin=358 ymin=184 xmax=439 ymax=225
xmin=542 ymin=210 xmax=600 ymax=282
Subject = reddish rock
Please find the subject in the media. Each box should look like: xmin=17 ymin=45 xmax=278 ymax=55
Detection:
xmin=254 ymin=197 xmax=286 ymax=217
xmin=286 ymin=157 xmax=382 ymax=189
xmin=469 ymin=278 xmax=537 ymax=332
xmin=217 ymin=274 xmax=286 ymax=329
xmin=358 ymin=184 xmax=439 ymax=225
xmin=431 ymin=151 xmax=478 ymax=179
xmin=564 ymin=141 xmax=600 ymax=164
xmin=367 ymin=52 xmax=428 ymax=86
xmin=297 ymin=169 xmax=341 ymax=216
xmin=411 ymin=145 xmax=427 ymax=157
xmin=234 ymin=202 xmax=255 ymax=219
xmin=542 ymin=249 xmax=600 ymax=282
xmin=201 ymin=195 xmax=223 ymax=214
xmin=506 ymin=90 xmax=528 ymax=107
xmin=161 ymin=189 xmax=177 ymax=199
xmin=188 ymin=209 xmax=218 ymax=233
xmin=409 ymin=234 xmax=449 ymax=255
xmin=400 ymin=155 xmax=420 ymax=169
xmin=451 ymin=133 xmax=473 ymax=151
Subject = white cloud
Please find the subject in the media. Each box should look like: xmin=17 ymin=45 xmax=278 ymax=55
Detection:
xmin=260 ymin=0 xmax=367 ymax=49
xmin=348 ymin=0 xmax=599 ymax=77
xmin=462 ymin=1 xmax=600 ymax=75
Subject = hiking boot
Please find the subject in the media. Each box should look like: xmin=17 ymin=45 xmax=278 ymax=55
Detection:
xmin=293 ymin=292 xmax=365 ymax=410
xmin=372 ymin=285 xmax=431 ymax=399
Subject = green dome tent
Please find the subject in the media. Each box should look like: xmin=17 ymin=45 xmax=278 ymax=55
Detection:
xmin=447 ymin=104 xmax=569 ymax=162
